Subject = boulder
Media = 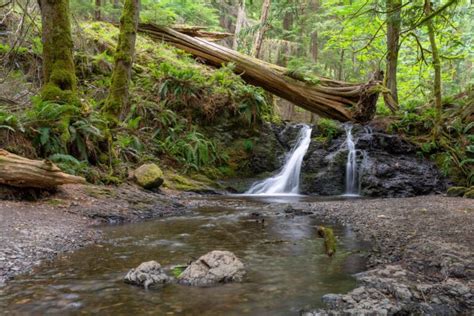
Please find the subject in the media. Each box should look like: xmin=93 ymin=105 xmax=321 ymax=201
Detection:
xmin=124 ymin=261 xmax=171 ymax=289
xmin=134 ymin=163 xmax=164 ymax=190
xmin=447 ymin=186 xmax=467 ymax=197
xmin=463 ymin=188 xmax=474 ymax=199
xmin=178 ymin=250 xmax=245 ymax=287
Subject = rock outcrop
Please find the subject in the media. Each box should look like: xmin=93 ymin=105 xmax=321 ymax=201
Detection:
xmin=124 ymin=261 xmax=171 ymax=289
xmin=246 ymin=122 xmax=446 ymax=197
xmin=178 ymin=250 xmax=245 ymax=287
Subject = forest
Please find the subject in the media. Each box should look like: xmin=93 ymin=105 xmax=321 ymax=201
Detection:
xmin=0 ymin=0 xmax=473 ymax=315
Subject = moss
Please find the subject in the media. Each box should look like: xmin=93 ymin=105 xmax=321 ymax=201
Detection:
xmin=317 ymin=226 xmax=337 ymax=257
xmin=103 ymin=0 xmax=139 ymax=119
xmin=463 ymin=188 xmax=474 ymax=199
xmin=134 ymin=163 xmax=164 ymax=189
xmin=40 ymin=0 xmax=78 ymax=103
xmin=164 ymin=173 xmax=209 ymax=191
xmin=447 ymin=186 xmax=467 ymax=197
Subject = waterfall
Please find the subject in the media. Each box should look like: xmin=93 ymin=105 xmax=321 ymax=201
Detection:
xmin=246 ymin=125 xmax=312 ymax=195
xmin=344 ymin=124 xmax=358 ymax=195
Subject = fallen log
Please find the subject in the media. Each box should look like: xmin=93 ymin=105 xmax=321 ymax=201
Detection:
xmin=0 ymin=149 xmax=86 ymax=189
xmin=138 ymin=23 xmax=385 ymax=123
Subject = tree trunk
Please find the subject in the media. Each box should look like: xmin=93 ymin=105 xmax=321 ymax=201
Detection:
xmin=424 ymin=0 xmax=442 ymax=118
xmin=232 ymin=0 xmax=246 ymax=50
xmin=38 ymin=0 xmax=77 ymax=103
xmin=95 ymin=0 xmax=102 ymax=20
xmin=138 ymin=24 xmax=384 ymax=123
xmin=103 ymin=0 xmax=140 ymax=121
xmin=338 ymin=49 xmax=345 ymax=80
xmin=385 ymin=0 xmax=401 ymax=105
xmin=252 ymin=0 xmax=271 ymax=58
xmin=0 ymin=150 xmax=86 ymax=189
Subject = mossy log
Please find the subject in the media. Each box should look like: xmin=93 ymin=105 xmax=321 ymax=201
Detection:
xmin=317 ymin=226 xmax=337 ymax=257
xmin=0 ymin=150 xmax=86 ymax=189
xmin=138 ymin=23 xmax=385 ymax=123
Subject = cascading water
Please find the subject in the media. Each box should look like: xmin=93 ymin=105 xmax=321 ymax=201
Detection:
xmin=246 ymin=125 xmax=312 ymax=195
xmin=344 ymin=124 xmax=359 ymax=196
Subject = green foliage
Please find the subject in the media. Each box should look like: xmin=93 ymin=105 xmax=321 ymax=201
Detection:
xmin=0 ymin=107 xmax=24 ymax=133
xmin=157 ymin=127 xmax=227 ymax=172
xmin=26 ymin=98 xmax=105 ymax=160
xmin=317 ymin=118 xmax=341 ymax=141
xmin=171 ymin=265 xmax=187 ymax=278
xmin=243 ymin=139 xmax=254 ymax=153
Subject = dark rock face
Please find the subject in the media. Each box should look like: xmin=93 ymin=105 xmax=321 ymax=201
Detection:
xmin=248 ymin=122 xmax=446 ymax=198
xmin=249 ymin=123 xmax=286 ymax=174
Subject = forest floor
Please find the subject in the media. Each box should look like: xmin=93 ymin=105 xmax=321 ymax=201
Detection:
xmin=0 ymin=186 xmax=472 ymax=314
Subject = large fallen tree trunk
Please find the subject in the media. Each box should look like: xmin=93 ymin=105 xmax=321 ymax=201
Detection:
xmin=0 ymin=149 xmax=86 ymax=189
xmin=138 ymin=23 xmax=385 ymax=123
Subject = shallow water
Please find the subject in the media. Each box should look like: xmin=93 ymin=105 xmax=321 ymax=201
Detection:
xmin=0 ymin=196 xmax=367 ymax=315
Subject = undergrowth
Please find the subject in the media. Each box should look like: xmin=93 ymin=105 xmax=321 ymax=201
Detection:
xmin=0 ymin=21 xmax=276 ymax=184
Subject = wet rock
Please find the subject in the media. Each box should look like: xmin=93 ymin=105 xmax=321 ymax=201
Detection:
xmin=124 ymin=261 xmax=171 ymax=289
xmin=249 ymin=123 xmax=286 ymax=174
xmin=178 ymin=250 xmax=245 ymax=287
xmin=133 ymin=163 xmax=164 ymax=190
xmin=250 ymin=122 xmax=447 ymax=197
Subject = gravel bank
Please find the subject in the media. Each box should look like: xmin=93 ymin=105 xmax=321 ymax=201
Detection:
xmin=0 ymin=184 xmax=189 ymax=286
xmin=301 ymin=196 xmax=474 ymax=315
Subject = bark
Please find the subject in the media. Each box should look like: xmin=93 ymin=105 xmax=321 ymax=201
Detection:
xmin=0 ymin=150 xmax=86 ymax=189
xmin=138 ymin=24 xmax=384 ymax=123
xmin=424 ymin=0 xmax=442 ymax=118
xmin=385 ymin=0 xmax=401 ymax=105
xmin=95 ymin=0 xmax=101 ymax=20
xmin=252 ymin=0 xmax=271 ymax=58
xmin=103 ymin=0 xmax=140 ymax=121
xmin=308 ymin=0 xmax=319 ymax=62
xmin=232 ymin=0 xmax=246 ymax=50
xmin=38 ymin=0 xmax=77 ymax=103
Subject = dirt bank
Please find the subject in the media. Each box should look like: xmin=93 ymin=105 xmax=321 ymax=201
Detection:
xmin=0 ymin=184 xmax=189 ymax=286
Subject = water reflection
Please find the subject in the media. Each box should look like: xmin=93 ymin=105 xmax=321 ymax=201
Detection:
xmin=0 ymin=197 xmax=367 ymax=315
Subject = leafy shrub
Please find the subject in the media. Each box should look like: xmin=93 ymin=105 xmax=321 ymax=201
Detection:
xmin=157 ymin=128 xmax=227 ymax=171
xmin=317 ymin=118 xmax=341 ymax=140
xmin=0 ymin=107 xmax=24 ymax=132
xmin=26 ymin=98 xmax=105 ymax=160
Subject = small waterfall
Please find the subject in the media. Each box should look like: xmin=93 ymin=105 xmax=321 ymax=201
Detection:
xmin=246 ymin=125 xmax=312 ymax=195
xmin=344 ymin=124 xmax=359 ymax=196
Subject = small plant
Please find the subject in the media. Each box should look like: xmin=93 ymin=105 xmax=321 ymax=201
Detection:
xmin=317 ymin=118 xmax=340 ymax=141
xmin=157 ymin=128 xmax=226 ymax=171
xmin=0 ymin=107 xmax=24 ymax=132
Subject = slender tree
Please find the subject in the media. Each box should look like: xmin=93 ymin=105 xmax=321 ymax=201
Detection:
xmin=95 ymin=0 xmax=102 ymax=20
xmin=252 ymin=0 xmax=271 ymax=58
xmin=37 ymin=0 xmax=77 ymax=103
xmin=385 ymin=0 xmax=401 ymax=104
xmin=233 ymin=0 xmax=246 ymax=50
xmin=424 ymin=0 xmax=442 ymax=118
xmin=103 ymin=0 xmax=140 ymax=121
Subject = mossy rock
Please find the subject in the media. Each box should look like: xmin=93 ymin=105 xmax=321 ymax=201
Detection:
xmin=463 ymin=188 xmax=474 ymax=199
xmin=134 ymin=163 xmax=164 ymax=190
xmin=447 ymin=186 xmax=467 ymax=197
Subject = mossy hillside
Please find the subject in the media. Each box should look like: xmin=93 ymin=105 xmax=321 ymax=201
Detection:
xmin=1 ymin=21 xmax=275 ymax=189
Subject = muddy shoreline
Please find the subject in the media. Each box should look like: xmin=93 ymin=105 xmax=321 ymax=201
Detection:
xmin=1 ymin=186 xmax=473 ymax=314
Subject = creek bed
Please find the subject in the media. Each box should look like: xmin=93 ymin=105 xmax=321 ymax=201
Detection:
xmin=0 ymin=196 xmax=367 ymax=315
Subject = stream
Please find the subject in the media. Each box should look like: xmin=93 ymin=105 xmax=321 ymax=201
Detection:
xmin=0 ymin=195 xmax=368 ymax=315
